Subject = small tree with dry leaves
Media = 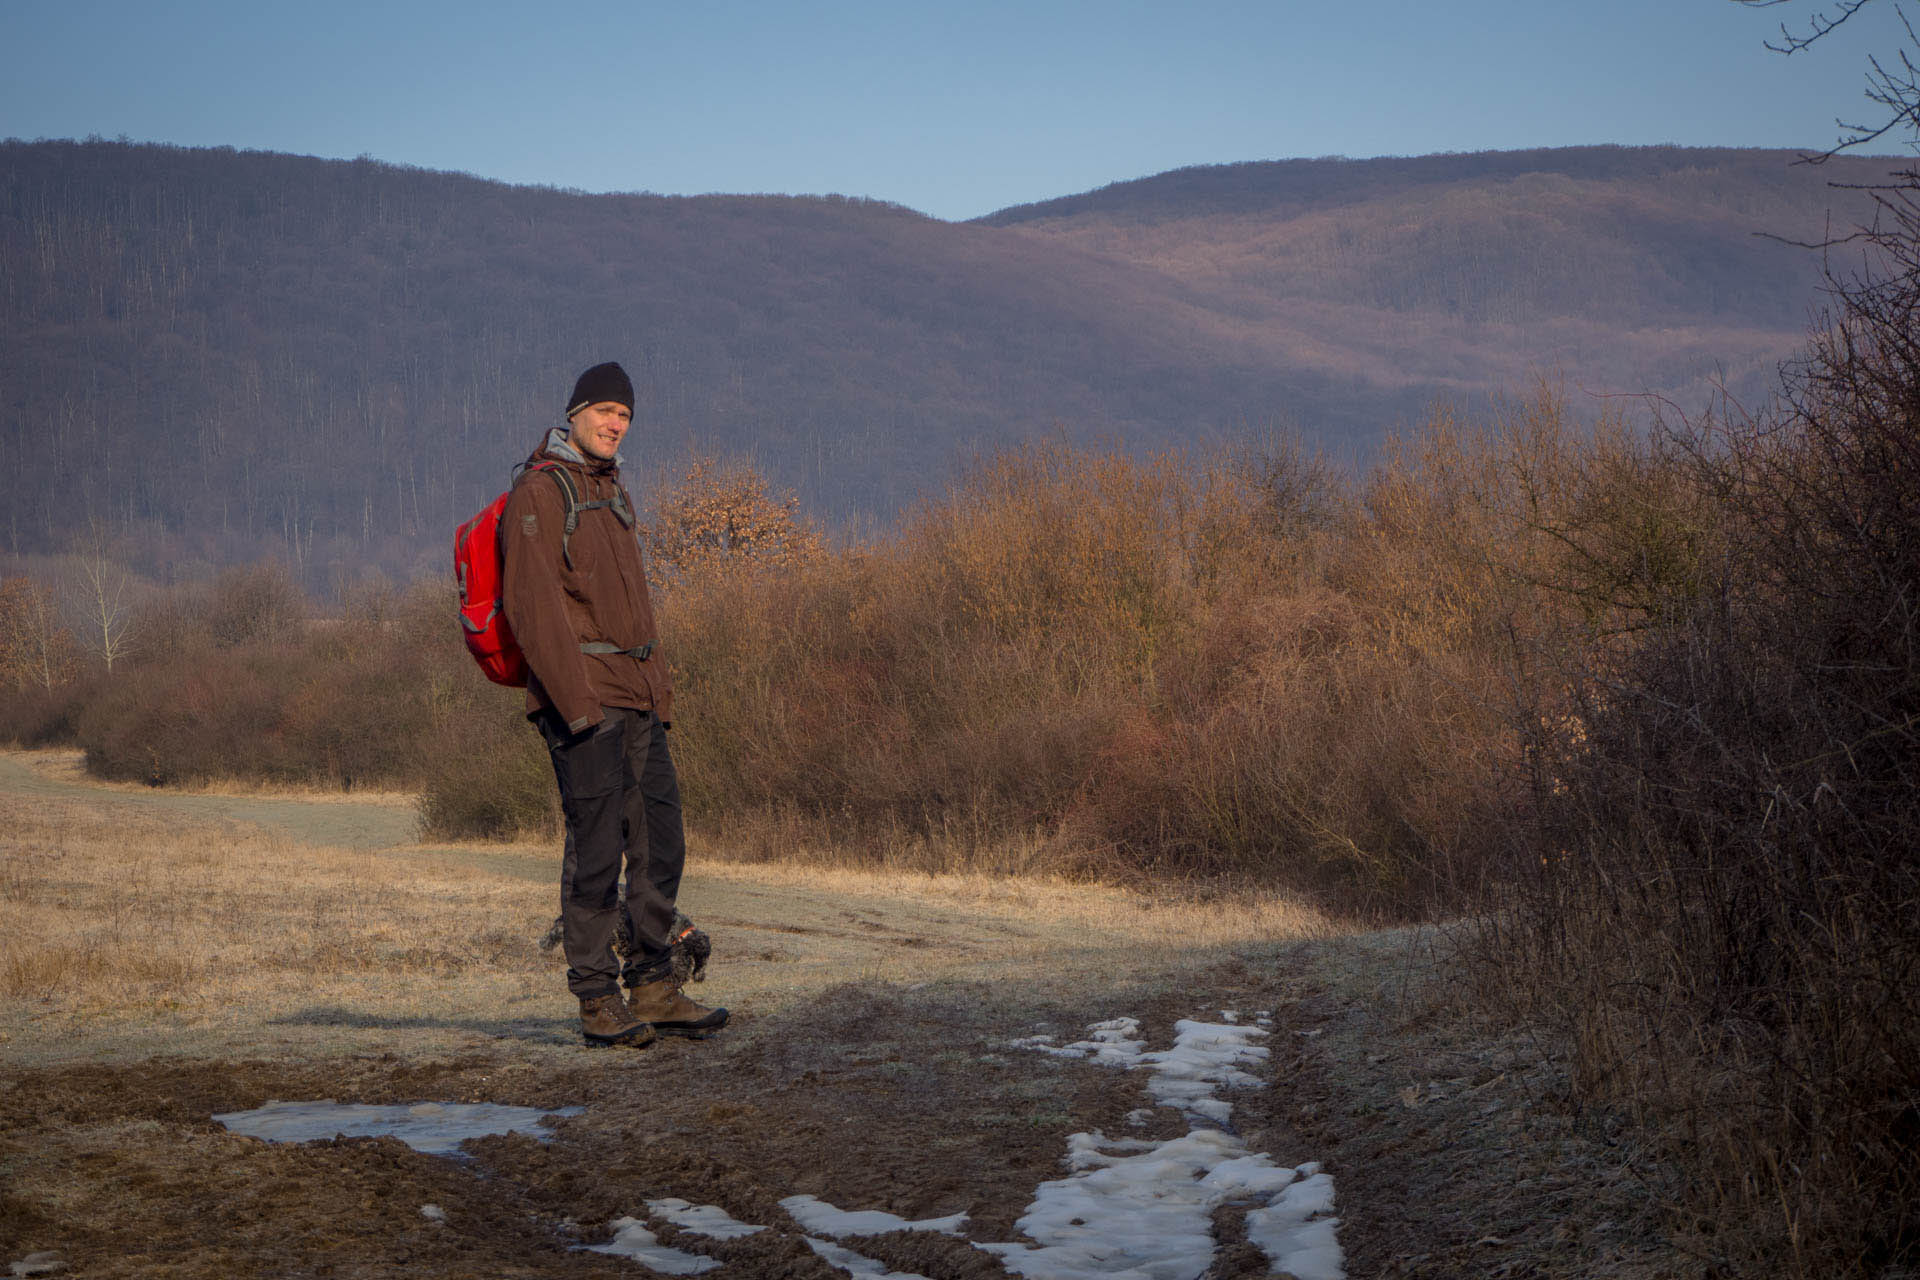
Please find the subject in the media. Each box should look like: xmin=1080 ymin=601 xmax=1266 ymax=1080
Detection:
xmin=640 ymin=456 xmax=823 ymax=584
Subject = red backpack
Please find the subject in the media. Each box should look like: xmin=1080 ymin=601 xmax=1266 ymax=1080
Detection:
xmin=456 ymin=460 xmax=643 ymax=686
xmin=453 ymin=463 xmax=564 ymax=686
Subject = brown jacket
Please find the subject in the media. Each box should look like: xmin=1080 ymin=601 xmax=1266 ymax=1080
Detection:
xmin=501 ymin=428 xmax=674 ymax=732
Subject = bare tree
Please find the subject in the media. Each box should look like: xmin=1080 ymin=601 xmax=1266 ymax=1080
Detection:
xmin=67 ymin=527 xmax=138 ymax=672
xmin=1735 ymin=0 xmax=1920 ymax=158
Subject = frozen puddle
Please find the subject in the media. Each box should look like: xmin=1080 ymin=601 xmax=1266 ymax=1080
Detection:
xmin=576 ymin=1012 xmax=1341 ymax=1279
xmin=214 ymin=1100 xmax=583 ymax=1157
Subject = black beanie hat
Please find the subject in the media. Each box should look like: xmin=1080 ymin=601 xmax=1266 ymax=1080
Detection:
xmin=566 ymin=362 xmax=635 ymax=417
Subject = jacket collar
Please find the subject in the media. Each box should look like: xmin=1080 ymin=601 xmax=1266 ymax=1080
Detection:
xmin=540 ymin=426 xmax=621 ymax=472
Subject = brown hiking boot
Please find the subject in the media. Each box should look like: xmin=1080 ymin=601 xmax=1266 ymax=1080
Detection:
xmin=579 ymin=992 xmax=656 ymax=1048
xmin=624 ymin=976 xmax=729 ymax=1038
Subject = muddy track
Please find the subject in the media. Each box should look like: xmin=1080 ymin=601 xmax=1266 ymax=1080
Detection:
xmin=0 ymin=753 xmax=1697 ymax=1278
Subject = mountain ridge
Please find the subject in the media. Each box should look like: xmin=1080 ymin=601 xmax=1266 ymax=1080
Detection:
xmin=975 ymin=143 xmax=1879 ymax=224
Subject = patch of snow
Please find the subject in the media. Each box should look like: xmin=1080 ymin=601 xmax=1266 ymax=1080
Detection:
xmin=996 ymin=1017 xmax=1345 ymax=1280
xmin=1201 ymin=1154 xmax=1302 ymax=1198
xmin=1123 ymin=1108 xmax=1154 ymax=1126
xmin=1246 ymin=1169 xmax=1343 ymax=1280
xmin=9 ymin=1253 xmax=64 ymax=1278
xmin=1012 ymin=1018 xmax=1150 ymax=1067
xmin=803 ymin=1236 xmax=932 ymax=1279
xmin=1139 ymin=1020 xmax=1269 ymax=1125
xmin=1019 ymin=1019 xmax=1267 ymax=1125
xmin=982 ymin=1128 xmax=1321 ymax=1280
xmin=419 ymin=1204 xmax=447 ymax=1223
xmin=780 ymin=1195 xmax=967 ymax=1237
xmin=646 ymin=1198 xmax=767 ymax=1239
xmin=1062 ymin=1132 xmax=1164 ymax=1163
xmin=582 ymin=1217 xmax=721 ymax=1274
xmin=212 ymin=1100 xmax=583 ymax=1157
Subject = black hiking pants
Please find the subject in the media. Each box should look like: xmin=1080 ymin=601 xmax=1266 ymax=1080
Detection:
xmin=539 ymin=706 xmax=685 ymax=999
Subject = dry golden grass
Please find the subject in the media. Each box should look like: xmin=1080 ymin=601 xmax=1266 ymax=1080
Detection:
xmin=0 ymin=794 xmax=535 ymax=1008
xmin=11 ymin=747 xmax=415 ymax=806
xmin=0 ymin=755 xmax=1337 ymax=1069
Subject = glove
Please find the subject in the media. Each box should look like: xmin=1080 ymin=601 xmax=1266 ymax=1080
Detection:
xmin=670 ymin=911 xmax=711 ymax=984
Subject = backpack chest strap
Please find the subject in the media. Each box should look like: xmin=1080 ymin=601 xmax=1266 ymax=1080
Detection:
xmin=580 ymin=641 xmax=655 ymax=662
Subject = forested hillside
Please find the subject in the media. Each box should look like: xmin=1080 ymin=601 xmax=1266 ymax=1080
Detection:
xmin=984 ymin=145 xmax=1891 ymax=399
xmin=0 ymin=139 xmax=1894 ymax=582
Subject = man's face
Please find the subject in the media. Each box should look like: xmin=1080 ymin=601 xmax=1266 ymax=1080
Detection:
xmin=567 ymin=401 xmax=632 ymax=462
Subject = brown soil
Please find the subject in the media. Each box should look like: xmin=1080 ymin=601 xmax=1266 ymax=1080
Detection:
xmin=0 ymin=754 xmax=1703 ymax=1279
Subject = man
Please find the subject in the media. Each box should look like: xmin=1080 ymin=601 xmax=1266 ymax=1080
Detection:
xmin=501 ymin=361 xmax=728 ymax=1048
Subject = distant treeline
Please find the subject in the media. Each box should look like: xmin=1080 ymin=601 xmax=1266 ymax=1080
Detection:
xmin=0 ymin=140 xmax=1893 ymax=587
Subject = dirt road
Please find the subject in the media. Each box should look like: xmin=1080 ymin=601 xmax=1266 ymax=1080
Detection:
xmin=0 ymin=750 xmax=418 ymax=849
xmin=0 ymin=752 xmax=1690 ymax=1278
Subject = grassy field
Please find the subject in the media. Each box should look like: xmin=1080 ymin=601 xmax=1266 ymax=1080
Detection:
xmin=0 ymin=749 xmax=1694 ymax=1278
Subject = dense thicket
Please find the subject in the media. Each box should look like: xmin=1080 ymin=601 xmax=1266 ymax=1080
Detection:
xmin=1490 ymin=183 xmax=1920 ymax=1273
xmin=0 ymin=413 xmax=1579 ymax=910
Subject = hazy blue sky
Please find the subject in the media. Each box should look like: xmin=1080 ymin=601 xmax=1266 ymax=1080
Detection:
xmin=0 ymin=0 xmax=1903 ymax=221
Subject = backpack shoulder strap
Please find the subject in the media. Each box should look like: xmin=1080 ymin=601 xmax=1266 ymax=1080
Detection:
xmin=512 ymin=461 xmax=588 ymax=569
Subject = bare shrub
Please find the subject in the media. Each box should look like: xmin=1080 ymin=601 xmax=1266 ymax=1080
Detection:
xmin=72 ymin=575 xmax=462 ymax=791
xmin=407 ymin=576 xmax=558 ymax=839
xmin=660 ymin=434 xmax=1540 ymax=911
xmin=0 ymin=575 xmax=80 ymax=692
xmin=662 ymin=444 xmax=1200 ymax=863
xmin=0 ymin=575 xmax=88 ymax=746
xmin=0 ymin=674 xmax=100 ymax=748
xmin=207 ymin=561 xmax=306 ymax=647
xmin=415 ymin=684 xmax=557 ymax=840
xmin=1490 ymin=190 xmax=1920 ymax=1273
xmin=78 ymin=646 xmax=300 ymax=784
xmin=1089 ymin=589 xmax=1509 ymax=903
xmin=279 ymin=643 xmax=421 ymax=790
xmin=128 ymin=583 xmax=218 ymax=662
